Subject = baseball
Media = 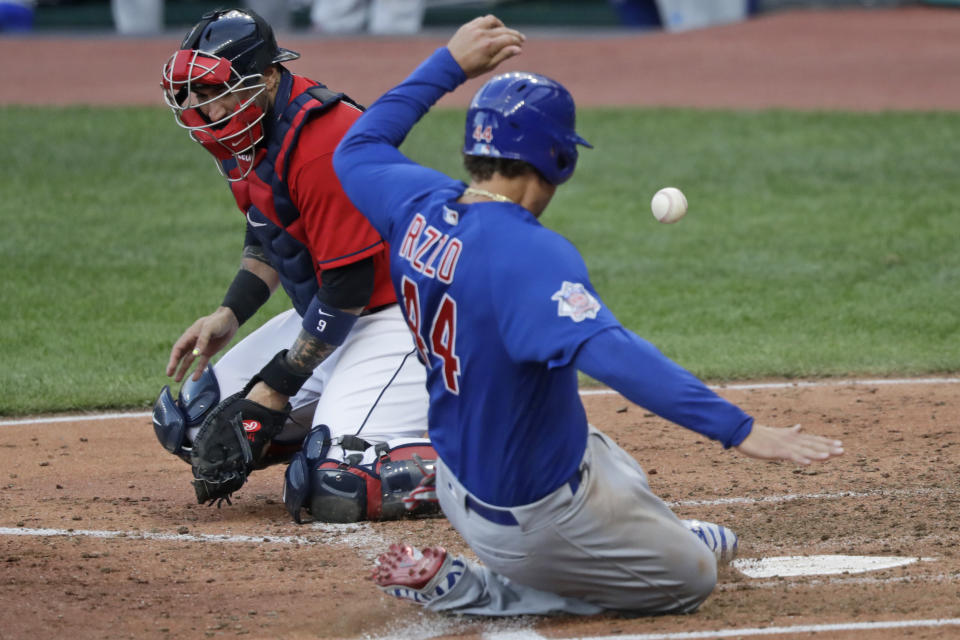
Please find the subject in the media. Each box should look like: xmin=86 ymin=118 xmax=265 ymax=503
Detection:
xmin=651 ymin=187 xmax=688 ymax=224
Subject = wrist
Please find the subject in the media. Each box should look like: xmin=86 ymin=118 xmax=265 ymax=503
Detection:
xmin=246 ymin=381 xmax=290 ymax=411
xmin=217 ymin=305 xmax=241 ymax=326
xmin=253 ymin=350 xmax=312 ymax=398
xmin=222 ymin=269 xmax=271 ymax=326
xmin=301 ymin=297 xmax=359 ymax=345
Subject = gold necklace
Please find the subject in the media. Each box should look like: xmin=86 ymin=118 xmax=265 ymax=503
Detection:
xmin=463 ymin=187 xmax=514 ymax=204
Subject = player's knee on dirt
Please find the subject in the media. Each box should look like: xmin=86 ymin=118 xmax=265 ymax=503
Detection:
xmin=309 ymin=456 xmax=437 ymax=523
xmin=311 ymin=465 xmax=368 ymax=522
xmin=668 ymin=540 xmax=718 ymax=613
xmin=283 ymin=436 xmax=440 ymax=523
xmin=380 ymin=456 xmax=437 ymax=519
xmin=152 ymin=366 xmax=220 ymax=463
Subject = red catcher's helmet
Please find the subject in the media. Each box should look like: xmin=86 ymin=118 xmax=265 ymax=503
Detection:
xmin=161 ymin=9 xmax=300 ymax=180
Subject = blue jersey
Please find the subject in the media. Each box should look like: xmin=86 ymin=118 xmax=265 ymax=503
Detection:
xmin=335 ymin=48 xmax=752 ymax=506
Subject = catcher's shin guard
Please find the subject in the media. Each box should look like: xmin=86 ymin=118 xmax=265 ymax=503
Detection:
xmin=381 ymin=452 xmax=437 ymax=519
xmin=283 ymin=425 xmax=332 ymax=523
xmin=152 ymin=366 xmax=220 ymax=464
xmin=283 ymin=435 xmax=440 ymax=524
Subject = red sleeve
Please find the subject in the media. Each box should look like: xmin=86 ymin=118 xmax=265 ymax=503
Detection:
xmin=287 ymin=103 xmax=385 ymax=270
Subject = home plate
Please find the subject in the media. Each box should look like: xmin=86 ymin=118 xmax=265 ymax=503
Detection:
xmin=732 ymin=555 xmax=933 ymax=578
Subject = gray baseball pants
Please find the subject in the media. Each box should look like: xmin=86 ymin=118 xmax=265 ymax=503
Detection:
xmin=427 ymin=427 xmax=718 ymax=616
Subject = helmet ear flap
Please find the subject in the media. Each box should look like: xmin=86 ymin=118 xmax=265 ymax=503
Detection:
xmin=550 ymin=136 xmax=582 ymax=185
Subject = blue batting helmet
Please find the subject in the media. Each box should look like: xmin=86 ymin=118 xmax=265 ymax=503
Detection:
xmin=463 ymin=72 xmax=592 ymax=185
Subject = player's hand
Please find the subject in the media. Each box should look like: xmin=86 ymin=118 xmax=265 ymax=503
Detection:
xmin=447 ymin=15 xmax=525 ymax=79
xmin=166 ymin=307 xmax=240 ymax=382
xmin=736 ymin=423 xmax=844 ymax=465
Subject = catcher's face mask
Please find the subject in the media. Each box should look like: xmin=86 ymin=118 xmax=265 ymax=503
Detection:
xmin=161 ymin=49 xmax=268 ymax=181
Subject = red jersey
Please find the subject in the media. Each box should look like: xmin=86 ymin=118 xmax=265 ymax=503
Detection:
xmin=228 ymin=73 xmax=396 ymax=314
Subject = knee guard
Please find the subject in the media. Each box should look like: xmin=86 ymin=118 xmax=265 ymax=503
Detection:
xmin=283 ymin=429 xmax=439 ymax=524
xmin=152 ymin=366 xmax=220 ymax=464
xmin=379 ymin=445 xmax=439 ymax=520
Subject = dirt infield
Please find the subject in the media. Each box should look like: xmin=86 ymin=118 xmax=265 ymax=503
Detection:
xmin=2 ymin=6 xmax=959 ymax=640
xmin=2 ymin=380 xmax=959 ymax=639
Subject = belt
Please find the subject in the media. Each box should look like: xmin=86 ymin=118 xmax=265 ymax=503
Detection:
xmin=464 ymin=468 xmax=582 ymax=527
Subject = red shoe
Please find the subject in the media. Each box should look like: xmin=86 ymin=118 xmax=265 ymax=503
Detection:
xmin=372 ymin=543 xmax=465 ymax=604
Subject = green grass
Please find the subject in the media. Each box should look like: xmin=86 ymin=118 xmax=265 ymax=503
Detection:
xmin=1 ymin=106 xmax=958 ymax=415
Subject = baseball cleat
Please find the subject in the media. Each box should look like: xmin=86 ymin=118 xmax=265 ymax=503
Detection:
xmin=371 ymin=543 xmax=465 ymax=605
xmin=684 ymin=519 xmax=739 ymax=564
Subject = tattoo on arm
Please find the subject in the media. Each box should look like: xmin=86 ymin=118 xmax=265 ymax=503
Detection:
xmin=284 ymin=329 xmax=338 ymax=375
xmin=242 ymin=244 xmax=271 ymax=266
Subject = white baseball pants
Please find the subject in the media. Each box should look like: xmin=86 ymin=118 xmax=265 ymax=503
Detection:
xmin=204 ymin=304 xmax=429 ymax=462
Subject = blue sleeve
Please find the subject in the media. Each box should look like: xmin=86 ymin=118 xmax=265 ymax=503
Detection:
xmin=333 ymin=47 xmax=467 ymax=238
xmin=494 ymin=226 xmax=620 ymax=368
xmin=574 ymin=327 xmax=754 ymax=448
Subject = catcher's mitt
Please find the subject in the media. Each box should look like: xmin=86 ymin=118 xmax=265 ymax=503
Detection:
xmin=190 ymin=390 xmax=290 ymax=506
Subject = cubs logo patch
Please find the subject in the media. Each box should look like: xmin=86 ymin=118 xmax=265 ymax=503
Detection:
xmin=242 ymin=419 xmax=262 ymax=433
xmin=551 ymin=281 xmax=601 ymax=322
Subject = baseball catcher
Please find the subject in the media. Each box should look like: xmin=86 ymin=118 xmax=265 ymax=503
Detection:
xmin=152 ymin=7 xmax=438 ymax=521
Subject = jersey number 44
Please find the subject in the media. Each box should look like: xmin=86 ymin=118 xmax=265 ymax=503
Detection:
xmin=401 ymin=275 xmax=462 ymax=395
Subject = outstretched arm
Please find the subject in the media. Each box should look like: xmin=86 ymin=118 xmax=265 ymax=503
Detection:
xmin=244 ymin=319 xmax=356 ymax=410
xmin=241 ymin=254 xmax=376 ymax=409
xmin=333 ymin=16 xmax=524 ymax=236
xmin=166 ymin=246 xmax=279 ymax=382
xmin=575 ymin=327 xmax=843 ymax=463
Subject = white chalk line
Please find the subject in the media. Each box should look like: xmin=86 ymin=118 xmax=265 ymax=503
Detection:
xmin=0 ymin=487 xmax=945 ymax=541
xmin=0 ymin=410 xmax=151 ymax=427
xmin=718 ymin=572 xmax=960 ymax=591
xmin=577 ymin=376 xmax=960 ymax=396
xmin=2 ymin=376 xmax=958 ymax=427
xmin=0 ymin=522 xmax=386 ymax=550
xmin=3 ymin=524 xmax=957 ymax=639
xmin=666 ymin=486 xmax=951 ymax=508
xmin=480 ymin=618 xmax=960 ymax=640
xmin=2 ymin=525 xmax=953 ymax=585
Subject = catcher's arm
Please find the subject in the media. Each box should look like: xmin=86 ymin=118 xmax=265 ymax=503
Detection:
xmin=190 ymin=306 xmax=364 ymax=506
xmin=168 ymin=246 xmax=279 ymax=383
xmin=248 ymin=257 xmax=375 ymax=408
xmin=191 ymin=257 xmax=373 ymax=505
xmin=246 ymin=320 xmax=359 ymax=410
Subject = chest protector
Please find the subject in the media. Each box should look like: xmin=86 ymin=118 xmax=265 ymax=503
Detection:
xmin=224 ymin=73 xmax=363 ymax=316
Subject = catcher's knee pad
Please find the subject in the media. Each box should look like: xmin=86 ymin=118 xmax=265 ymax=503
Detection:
xmin=310 ymin=463 xmax=370 ymax=523
xmin=283 ymin=432 xmax=439 ymax=524
xmin=379 ymin=444 xmax=439 ymax=520
xmin=152 ymin=366 xmax=220 ymax=464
